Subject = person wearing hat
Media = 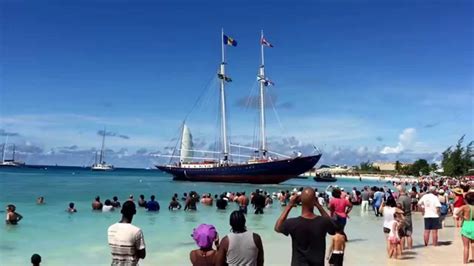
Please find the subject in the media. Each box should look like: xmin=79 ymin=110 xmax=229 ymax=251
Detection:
xmin=438 ymin=189 xmax=449 ymax=228
xmin=190 ymin=224 xmax=219 ymax=266
xmin=452 ymin=187 xmax=466 ymax=228
xmin=107 ymin=201 xmax=146 ymax=265
xmin=455 ymin=189 xmax=474 ymax=264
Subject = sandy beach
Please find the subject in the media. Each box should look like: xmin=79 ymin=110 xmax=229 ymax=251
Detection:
xmin=262 ymin=211 xmax=462 ymax=266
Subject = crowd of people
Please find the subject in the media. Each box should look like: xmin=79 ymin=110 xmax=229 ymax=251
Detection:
xmin=6 ymin=175 xmax=474 ymax=266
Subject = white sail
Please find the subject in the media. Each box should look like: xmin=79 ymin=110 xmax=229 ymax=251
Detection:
xmin=180 ymin=124 xmax=194 ymax=163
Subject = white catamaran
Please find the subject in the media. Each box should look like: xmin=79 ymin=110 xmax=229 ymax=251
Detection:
xmin=0 ymin=136 xmax=25 ymax=167
xmin=91 ymin=128 xmax=114 ymax=171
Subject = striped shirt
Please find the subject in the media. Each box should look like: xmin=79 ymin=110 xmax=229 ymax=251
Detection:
xmin=108 ymin=223 xmax=145 ymax=266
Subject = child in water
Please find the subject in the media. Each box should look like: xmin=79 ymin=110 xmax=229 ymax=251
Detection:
xmin=388 ymin=212 xmax=404 ymax=259
xmin=327 ymin=225 xmax=346 ymax=266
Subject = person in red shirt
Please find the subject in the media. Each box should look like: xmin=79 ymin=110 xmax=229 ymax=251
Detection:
xmin=453 ymin=188 xmax=466 ymax=228
xmin=329 ymin=188 xmax=353 ymax=230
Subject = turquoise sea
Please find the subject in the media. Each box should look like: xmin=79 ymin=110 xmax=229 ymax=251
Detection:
xmin=0 ymin=167 xmax=391 ymax=265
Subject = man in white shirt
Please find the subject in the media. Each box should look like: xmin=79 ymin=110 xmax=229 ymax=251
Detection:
xmin=108 ymin=201 xmax=146 ymax=265
xmin=418 ymin=186 xmax=441 ymax=246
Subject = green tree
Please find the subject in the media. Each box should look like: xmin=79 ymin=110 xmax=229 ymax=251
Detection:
xmin=442 ymin=136 xmax=474 ymax=177
xmin=430 ymin=163 xmax=438 ymax=172
xmin=359 ymin=161 xmax=380 ymax=172
xmin=410 ymin=159 xmax=430 ymax=176
xmin=395 ymin=161 xmax=402 ymax=173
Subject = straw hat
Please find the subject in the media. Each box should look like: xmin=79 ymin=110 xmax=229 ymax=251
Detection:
xmin=452 ymin=188 xmax=464 ymax=195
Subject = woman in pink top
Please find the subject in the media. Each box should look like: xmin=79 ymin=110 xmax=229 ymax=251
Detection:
xmin=329 ymin=188 xmax=353 ymax=229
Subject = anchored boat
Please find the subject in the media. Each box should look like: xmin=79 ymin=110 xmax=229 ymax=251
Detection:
xmin=156 ymin=30 xmax=321 ymax=184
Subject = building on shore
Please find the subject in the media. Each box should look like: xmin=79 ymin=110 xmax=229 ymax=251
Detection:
xmin=372 ymin=161 xmax=412 ymax=171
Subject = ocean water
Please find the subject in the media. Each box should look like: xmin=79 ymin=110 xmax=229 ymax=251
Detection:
xmin=0 ymin=167 xmax=392 ymax=265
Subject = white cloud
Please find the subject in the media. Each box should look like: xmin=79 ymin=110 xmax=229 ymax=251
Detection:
xmin=380 ymin=128 xmax=416 ymax=154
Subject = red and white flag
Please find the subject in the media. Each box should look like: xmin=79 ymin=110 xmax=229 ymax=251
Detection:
xmin=261 ymin=37 xmax=274 ymax=47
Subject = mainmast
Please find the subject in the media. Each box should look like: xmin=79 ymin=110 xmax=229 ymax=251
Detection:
xmin=259 ymin=30 xmax=267 ymax=158
xmin=99 ymin=127 xmax=106 ymax=164
xmin=219 ymin=29 xmax=229 ymax=163
xmin=12 ymin=144 xmax=15 ymax=161
xmin=2 ymin=136 xmax=8 ymax=163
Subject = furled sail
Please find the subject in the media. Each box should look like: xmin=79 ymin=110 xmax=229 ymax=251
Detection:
xmin=180 ymin=124 xmax=193 ymax=163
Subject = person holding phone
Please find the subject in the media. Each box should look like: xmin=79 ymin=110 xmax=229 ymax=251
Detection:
xmin=275 ymin=187 xmax=336 ymax=266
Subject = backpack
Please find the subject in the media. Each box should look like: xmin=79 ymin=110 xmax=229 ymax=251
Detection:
xmin=440 ymin=202 xmax=449 ymax=216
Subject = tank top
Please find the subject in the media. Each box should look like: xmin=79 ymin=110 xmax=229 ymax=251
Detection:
xmin=383 ymin=207 xmax=396 ymax=229
xmin=454 ymin=195 xmax=465 ymax=208
xmin=226 ymin=231 xmax=258 ymax=266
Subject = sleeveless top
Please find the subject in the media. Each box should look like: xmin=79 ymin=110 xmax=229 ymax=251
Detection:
xmin=461 ymin=206 xmax=474 ymax=240
xmin=226 ymin=231 xmax=258 ymax=266
xmin=383 ymin=207 xmax=396 ymax=229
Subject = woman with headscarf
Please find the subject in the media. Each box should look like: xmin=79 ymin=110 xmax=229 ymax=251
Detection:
xmin=190 ymin=224 xmax=219 ymax=266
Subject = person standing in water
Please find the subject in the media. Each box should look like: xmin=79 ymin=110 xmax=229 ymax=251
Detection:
xmin=92 ymin=196 xmax=103 ymax=210
xmin=5 ymin=204 xmax=23 ymax=225
xmin=397 ymin=186 xmax=413 ymax=250
xmin=216 ymin=210 xmax=264 ymax=266
xmin=275 ymin=187 xmax=335 ymax=266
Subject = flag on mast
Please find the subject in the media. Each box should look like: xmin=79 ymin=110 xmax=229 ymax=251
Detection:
xmin=223 ymin=35 xmax=238 ymax=47
xmin=261 ymin=37 xmax=273 ymax=47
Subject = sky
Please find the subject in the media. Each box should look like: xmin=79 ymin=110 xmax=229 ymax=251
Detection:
xmin=0 ymin=0 xmax=473 ymax=168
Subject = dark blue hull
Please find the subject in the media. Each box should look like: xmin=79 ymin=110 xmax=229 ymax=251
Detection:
xmin=156 ymin=154 xmax=321 ymax=184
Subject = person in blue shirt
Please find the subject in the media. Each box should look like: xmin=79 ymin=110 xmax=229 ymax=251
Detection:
xmin=373 ymin=188 xmax=385 ymax=217
xmin=146 ymin=195 xmax=160 ymax=212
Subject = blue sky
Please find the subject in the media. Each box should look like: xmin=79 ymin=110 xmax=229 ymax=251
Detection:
xmin=1 ymin=0 xmax=472 ymax=167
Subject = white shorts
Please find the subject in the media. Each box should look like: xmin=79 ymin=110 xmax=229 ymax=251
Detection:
xmin=454 ymin=207 xmax=460 ymax=218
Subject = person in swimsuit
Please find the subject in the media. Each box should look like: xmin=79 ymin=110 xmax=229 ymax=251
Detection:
xmin=190 ymin=224 xmax=219 ymax=266
xmin=387 ymin=212 xmax=403 ymax=259
xmin=169 ymin=197 xmax=182 ymax=210
xmin=327 ymin=225 xmax=346 ymax=266
xmin=185 ymin=192 xmax=198 ymax=211
xmin=456 ymin=190 xmax=474 ymax=264
xmin=67 ymin=202 xmax=77 ymax=213
xmin=5 ymin=204 xmax=23 ymax=225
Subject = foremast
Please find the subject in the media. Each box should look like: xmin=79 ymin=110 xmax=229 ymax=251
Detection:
xmin=218 ymin=29 xmax=232 ymax=164
xmin=259 ymin=30 xmax=269 ymax=158
xmin=1 ymin=136 xmax=8 ymax=163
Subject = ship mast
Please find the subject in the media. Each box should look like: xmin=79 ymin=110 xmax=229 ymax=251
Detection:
xmin=99 ymin=127 xmax=106 ymax=164
xmin=2 ymin=136 xmax=8 ymax=163
xmin=259 ymin=30 xmax=267 ymax=158
xmin=219 ymin=29 xmax=229 ymax=163
xmin=12 ymin=144 xmax=15 ymax=161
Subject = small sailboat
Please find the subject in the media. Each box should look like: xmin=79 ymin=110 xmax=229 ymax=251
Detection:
xmin=156 ymin=30 xmax=321 ymax=184
xmin=0 ymin=136 xmax=25 ymax=167
xmin=91 ymin=128 xmax=114 ymax=171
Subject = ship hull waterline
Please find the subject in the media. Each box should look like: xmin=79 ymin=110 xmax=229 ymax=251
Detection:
xmin=156 ymin=154 xmax=321 ymax=184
